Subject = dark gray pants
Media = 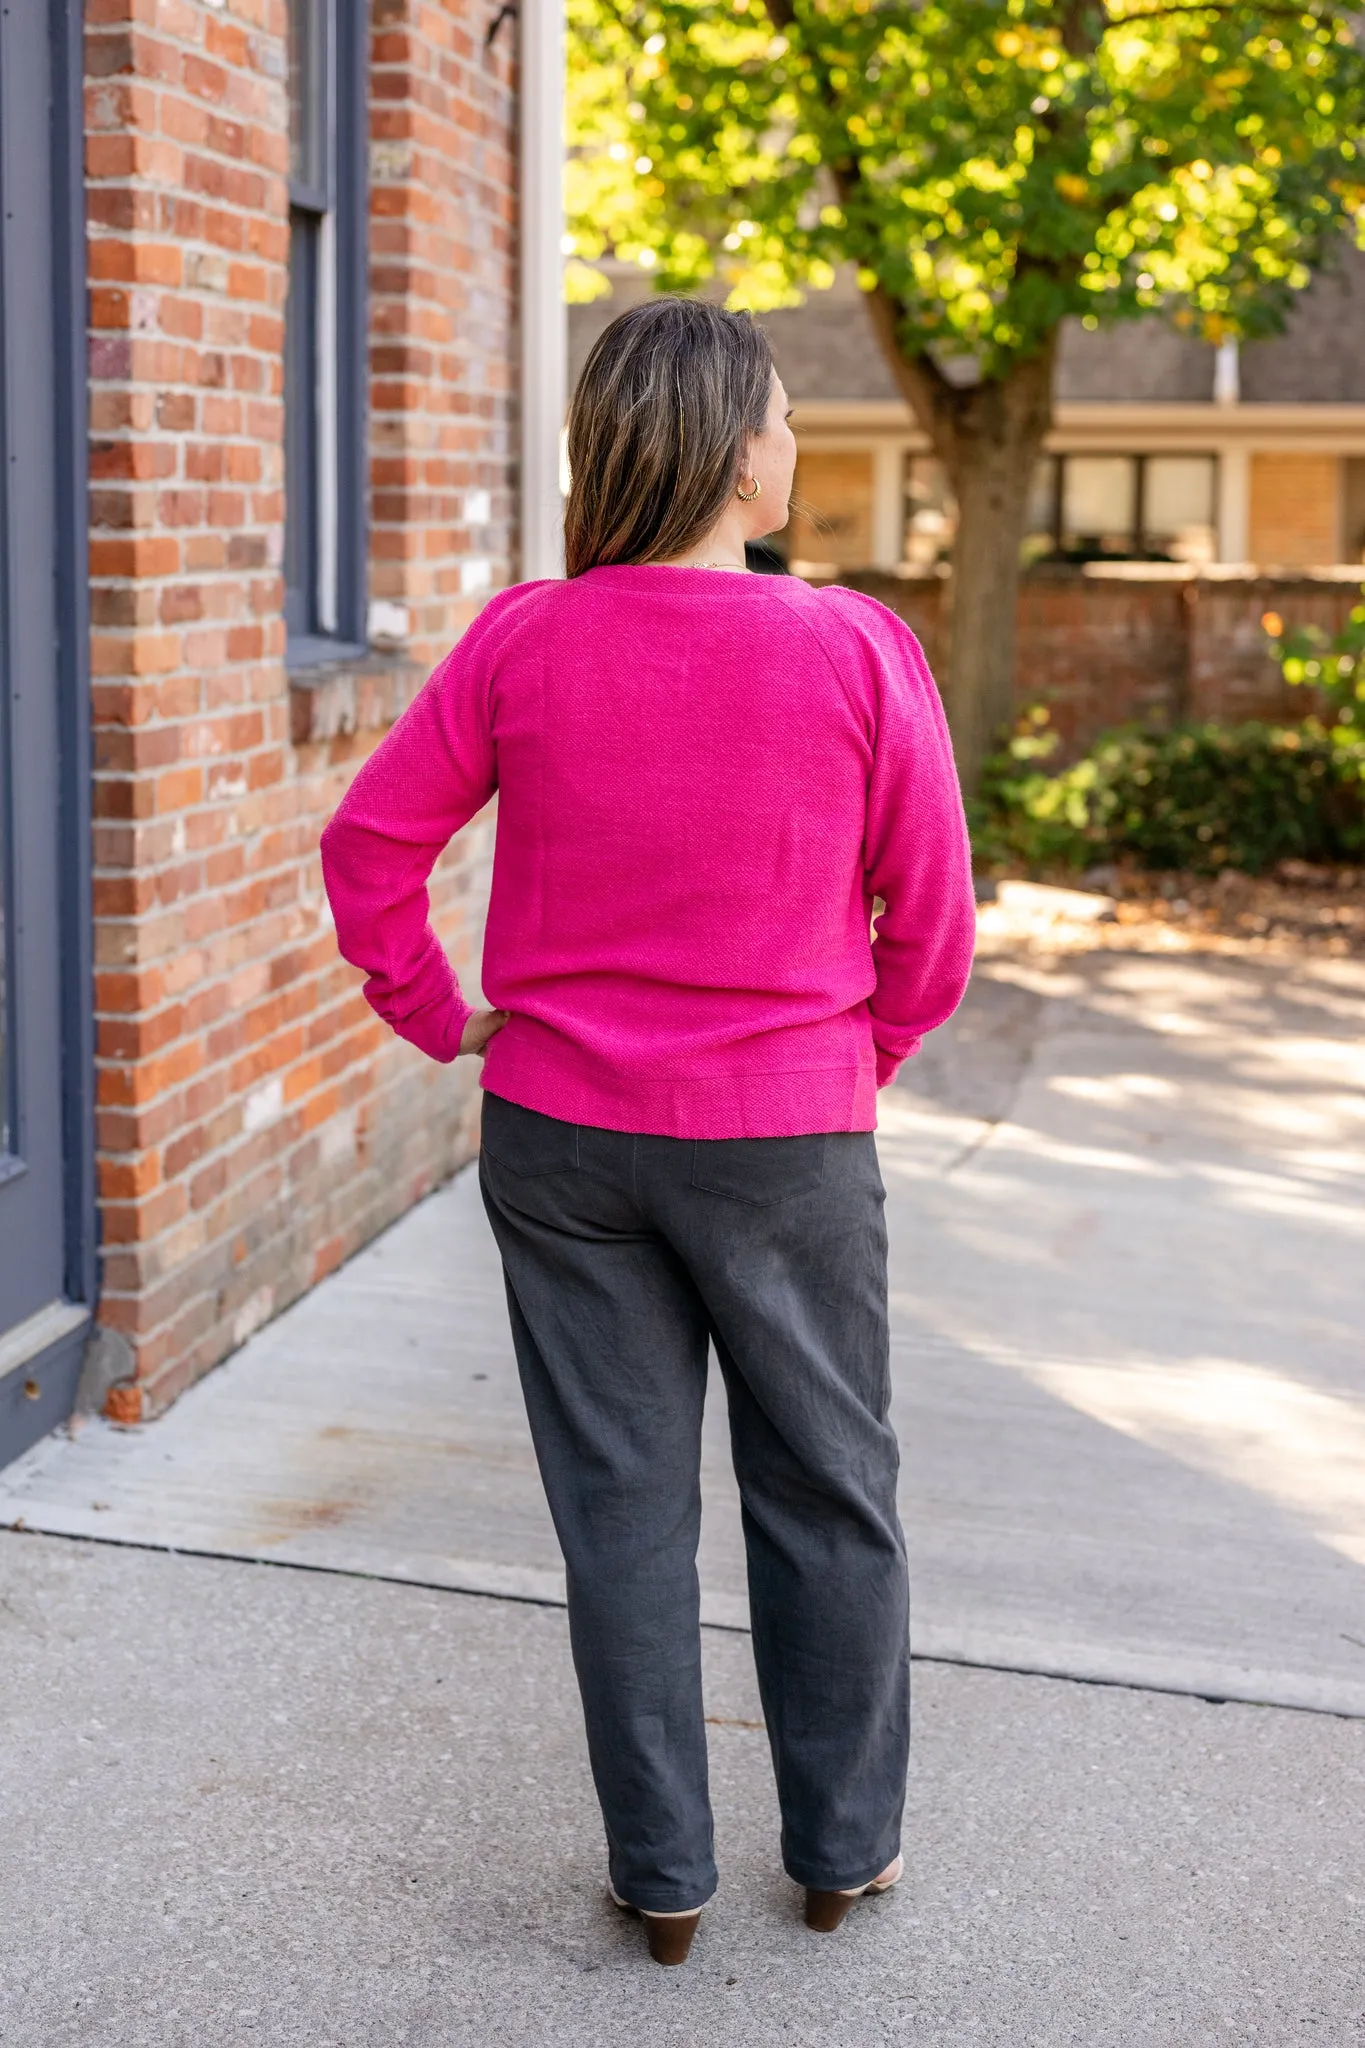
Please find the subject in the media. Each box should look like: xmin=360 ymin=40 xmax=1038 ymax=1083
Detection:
xmin=478 ymin=1091 xmax=909 ymax=1913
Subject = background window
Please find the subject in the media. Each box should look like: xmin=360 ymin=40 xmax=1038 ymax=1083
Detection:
xmin=1029 ymin=453 xmax=1217 ymax=563
xmin=285 ymin=0 xmax=366 ymax=660
xmin=902 ymin=452 xmax=1220 ymax=568
xmin=907 ymin=453 xmax=1064 ymax=567
xmin=905 ymin=457 xmax=955 ymax=568
xmin=1143 ymin=456 xmax=1216 ymax=565
xmin=1024 ymin=455 xmax=1061 ymax=564
xmin=1062 ymin=456 xmax=1137 ymax=557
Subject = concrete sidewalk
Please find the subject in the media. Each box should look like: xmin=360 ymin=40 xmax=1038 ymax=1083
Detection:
xmin=4 ymin=938 xmax=1365 ymax=2042
xmin=6 ymin=945 xmax=1365 ymax=1712
xmin=3 ymin=1531 xmax=1362 ymax=2048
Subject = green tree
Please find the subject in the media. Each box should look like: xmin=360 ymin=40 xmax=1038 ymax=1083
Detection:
xmin=566 ymin=1 xmax=1365 ymax=788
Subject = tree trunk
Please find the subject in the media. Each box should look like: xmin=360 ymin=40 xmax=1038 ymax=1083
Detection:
xmin=861 ymin=290 xmax=1056 ymax=794
xmin=939 ymin=353 xmax=1054 ymax=792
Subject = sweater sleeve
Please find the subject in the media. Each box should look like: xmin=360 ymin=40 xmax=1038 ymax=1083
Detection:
xmin=319 ymin=641 xmax=496 ymax=1064
xmin=828 ymin=590 xmax=976 ymax=1088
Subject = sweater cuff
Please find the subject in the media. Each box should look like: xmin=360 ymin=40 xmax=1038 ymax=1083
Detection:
xmin=365 ymin=947 xmax=472 ymax=1064
xmin=405 ymin=987 xmax=474 ymax=1064
xmin=390 ymin=985 xmax=472 ymax=1064
xmin=874 ymin=1036 xmax=922 ymax=1090
xmin=875 ymin=1048 xmax=902 ymax=1089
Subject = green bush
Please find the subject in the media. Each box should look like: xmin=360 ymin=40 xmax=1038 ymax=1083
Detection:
xmin=1262 ymin=596 xmax=1365 ymax=727
xmin=972 ymin=709 xmax=1365 ymax=877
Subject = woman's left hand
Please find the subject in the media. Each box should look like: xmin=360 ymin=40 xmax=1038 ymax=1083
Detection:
xmin=460 ymin=1008 xmax=510 ymax=1058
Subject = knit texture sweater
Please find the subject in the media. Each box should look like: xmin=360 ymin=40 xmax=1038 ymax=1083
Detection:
xmin=320 ymin=565 xmax=976 ymax=1138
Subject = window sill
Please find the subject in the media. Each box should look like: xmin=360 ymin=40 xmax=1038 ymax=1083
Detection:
xmin=288 ymin=645 xmax=427 ymax=744
xmin=286 ymin=634 xmax=369 ymax=671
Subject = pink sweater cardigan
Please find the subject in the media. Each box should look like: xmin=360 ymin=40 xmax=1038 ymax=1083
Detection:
xmin=320 ymin=565 xmax=976 ymax=1139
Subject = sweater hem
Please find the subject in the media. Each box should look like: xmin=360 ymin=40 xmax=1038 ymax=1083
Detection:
xmin=479 ymin=1051 xmax=880 ymax=1139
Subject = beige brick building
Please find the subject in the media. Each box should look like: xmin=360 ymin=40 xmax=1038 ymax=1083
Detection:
xmin=570 ymin=264 xmax=1365 ymax=759
xmin=574 ymin=258 xmax=1365 ymax=576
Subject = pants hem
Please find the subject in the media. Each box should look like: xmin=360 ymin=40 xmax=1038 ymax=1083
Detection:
xmin=610 ymin=1881 xmax=718 ymax=1915
xmin=782 ymin=1846 xmax=901 ymax=1892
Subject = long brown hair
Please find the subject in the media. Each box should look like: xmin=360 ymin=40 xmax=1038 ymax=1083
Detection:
xmin=563 ymin=297 xmax=773 ymax=578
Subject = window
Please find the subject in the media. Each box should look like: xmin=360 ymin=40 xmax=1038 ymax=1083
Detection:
xmin=1029 ymin=453 xmax=1217 ymax=564
xmin=285 ymin=0 xmax=366 ymax=661
xmin=1143 ymin=457 xmax=1218 ymax=562
xmin=904 ymin=459 xmax=955 ymax=569
xmin=1061 ymin=456 xmax=1137 ymax=556
xmin=906 ymin=452 xmax=1219 ymax=568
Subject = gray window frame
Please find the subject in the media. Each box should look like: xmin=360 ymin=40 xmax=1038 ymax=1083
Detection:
xmin=284 ymin=0 xmax=368 ymax=667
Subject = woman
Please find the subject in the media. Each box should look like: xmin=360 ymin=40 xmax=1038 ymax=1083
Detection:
xmin=320 ymin=298 xmax=975 ymax=1967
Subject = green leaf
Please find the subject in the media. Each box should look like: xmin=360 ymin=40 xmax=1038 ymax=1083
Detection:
xmin=568 ymin=0 xmax=1365 ymax=378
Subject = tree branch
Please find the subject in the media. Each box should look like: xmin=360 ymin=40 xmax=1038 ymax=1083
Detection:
xmin=861 ymin=284 xmax=965 ymax=458
xmin=862 ymin=0 xmax=1336 ymax=38
xmin=1103 ymin=2 xmax=1332 ymax=25
xmin=755 ymin=0 xmax=960 ymax=443
xmin=1059 ymin=0 xmax=1101 ymax=59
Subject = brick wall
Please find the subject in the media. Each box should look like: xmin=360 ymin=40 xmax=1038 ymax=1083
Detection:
xmin=1248 ymin=453 xmax=1341 ymax=568
xmin=85 ymin=0 xmax=514 ymax=1421
xmin=833 ymin=567 xmax=1363 ymax=758
xmin=789 ymin=451 xmax=876 ymax=571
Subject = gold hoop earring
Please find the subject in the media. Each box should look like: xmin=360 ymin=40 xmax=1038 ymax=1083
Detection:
xmin=736 ymin=475 xmax=761 ymax=502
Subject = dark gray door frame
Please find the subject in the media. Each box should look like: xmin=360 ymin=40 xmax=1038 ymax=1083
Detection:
xmin=0 ymin=0 xmax=96 ymax=1469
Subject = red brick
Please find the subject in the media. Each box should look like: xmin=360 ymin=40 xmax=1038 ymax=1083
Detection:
xmin=83 ymin=0 xmax=512 ymax=1423
xmin=90 ymin=534 xmax=180 ymax=577
xmin=104 ymin=1382 xmax=144 ymax=1425
xmin=90 ymin=439 xmax=177 ymax=482
xmin=100 ymin=1152 xmax=163 ymax=1200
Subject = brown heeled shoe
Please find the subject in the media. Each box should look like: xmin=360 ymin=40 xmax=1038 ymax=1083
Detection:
xmin=804 ymin=1853 xmax=904 ymax=1932
xmin=609 ymin=1887 xmax=704 ymax=1966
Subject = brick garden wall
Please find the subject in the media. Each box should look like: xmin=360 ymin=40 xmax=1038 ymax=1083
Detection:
xmin=834 ymin=567 xmax=1363 ymax=759
xmin=84 ymin=0 xmax=514 ymax=1421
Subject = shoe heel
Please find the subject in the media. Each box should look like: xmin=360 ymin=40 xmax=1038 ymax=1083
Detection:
xmin=804 ymin=1888 xmax=857 ymax=1933
xmin=642 ymin=1908 xmax=702 ymax=1966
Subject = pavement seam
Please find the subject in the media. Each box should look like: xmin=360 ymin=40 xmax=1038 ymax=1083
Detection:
xmin=7 ymin=1521 xmax=1359 ymax=1724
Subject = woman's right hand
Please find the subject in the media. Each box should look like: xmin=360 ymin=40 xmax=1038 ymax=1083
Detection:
xmin=460 ymin=1007 xmax=510 ymax=1058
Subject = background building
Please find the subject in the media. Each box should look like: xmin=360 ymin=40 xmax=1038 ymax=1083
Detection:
xmin=573 ymin=254 xmax=1365 ymax=576
xmin=572 ymin=258 xmax=1365 ymax=753
xmin=1 ymin=0 xmax=564 ymax=1467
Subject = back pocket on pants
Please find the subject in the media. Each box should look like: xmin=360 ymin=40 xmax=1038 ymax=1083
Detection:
xmin=690 ymin=1133 xmax=827 ymax=1205
xmin=480 ymin=1094 xmax=580 ymax=1177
